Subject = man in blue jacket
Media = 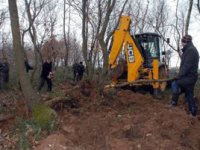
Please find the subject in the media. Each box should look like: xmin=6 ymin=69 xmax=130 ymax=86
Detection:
xmin=171 ymin=35 xmax=199 ymax=116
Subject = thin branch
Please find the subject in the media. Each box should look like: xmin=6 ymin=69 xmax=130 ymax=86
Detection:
xmin=185 ymin=0 xmax=193 ymax=35
xmin=106 ymin=0 xmax=128 ymax=45
xmin=197 ymin=0 xmax=200 ymax=13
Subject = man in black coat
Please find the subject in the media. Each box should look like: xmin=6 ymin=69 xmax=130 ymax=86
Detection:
xmin=38 ymin=58 xmax=53 ymax=92
xmin=72 ymin=62 xmax=85 ymax=82
xmin=72 ymin=62 xmax=79 ymax=82
xmin=78 ymin=62 xmax=85 ymax=80
xmin=1 ymin=60 xmax=9 ymax=83
xmin=0 ymin=59 xmax=9 ymax=90
xmin=171 ymin=35 xmax=199 ymax=116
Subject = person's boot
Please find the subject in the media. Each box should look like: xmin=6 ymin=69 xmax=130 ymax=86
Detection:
xmin=47 ymin=86 xmax=52 ymax=92
xmin=171 ymin=93 xmax=179 ymax=107
xmin=190 ymin=107 xmax=197 ymax=116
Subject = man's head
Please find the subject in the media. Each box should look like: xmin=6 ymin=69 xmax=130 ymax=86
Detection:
xmin=46 ymin=57 xmax=52 ymax=63
xmin=80 ymin=61 xmax=83 ymax=65
xmin=181 ymin=35 xmax=192 ymax=47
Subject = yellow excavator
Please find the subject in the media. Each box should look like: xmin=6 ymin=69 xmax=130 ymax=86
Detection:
xmin=108 ymin=16 xmax=170 ymax=96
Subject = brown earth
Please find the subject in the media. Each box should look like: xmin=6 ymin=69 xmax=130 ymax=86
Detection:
xmin=1 ymin=81 xmax=200 ymax=150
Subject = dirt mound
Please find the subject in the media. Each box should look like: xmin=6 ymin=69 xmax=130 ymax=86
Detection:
xmin=34 ymin=134 xmax=68 ymax=150
xmin=35 ymin=81 xmax=200 ymax=150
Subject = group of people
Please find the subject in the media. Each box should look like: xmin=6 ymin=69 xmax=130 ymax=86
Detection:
xmin=0 ymin=57 xmax=85 ymax=92
xmin=0 ymin=34 xmax=199 ymax=117
xmin=37 ymin=60 xmax=85 ymax=92
xmin=36 ymin=35 xmax=199 ymax=117
xmin=72 ymin=62 xmax=85 ymax=82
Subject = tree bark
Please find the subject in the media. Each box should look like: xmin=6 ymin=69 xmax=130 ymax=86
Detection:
xmin=63 ymin=0 xmax=70 ymax=67
xmin=8 ymin=0 xmax=41 ymax=112
xmin=98 ymin=0 xmax=116 ymax=91
xmin=82 ymin=0 xmax=91 ymax=79
xmin=185 ymin=0 xmax=193 ymax=35
xmin=24 ymin=0 xmax=43 ymax=84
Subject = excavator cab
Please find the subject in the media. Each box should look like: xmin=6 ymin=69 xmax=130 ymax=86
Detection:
xmin=134 ymin=33 xmax=165 ymax=68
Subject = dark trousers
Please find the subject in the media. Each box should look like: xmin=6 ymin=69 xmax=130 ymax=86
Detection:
xmin=79 ymin=73 xmax=83 ymax=80
xmin=38 ymin=77 xmax=52 ymax=91
xmin=73 ymin=71 xmax=79 ymax=82
xmin=171 ymin=81 xmax=197 ymax=116
xmin=73 ymin=72 xmax=83 ymax=82
xmin=0 ymin=72 xmax=3 ymax=90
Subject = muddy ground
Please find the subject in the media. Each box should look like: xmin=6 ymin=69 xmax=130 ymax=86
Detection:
xmin=1 ymin=81 xmax=200 ymax=150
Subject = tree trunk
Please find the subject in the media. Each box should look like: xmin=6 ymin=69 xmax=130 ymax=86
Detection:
xmin=31 ymin=46 xmax=42 ymax=84
xmin=98 ymin=39 xmax=109 ymax=91
xmin=98 ymin=0 xmax=116 ymax=91
xmin=81 ymin=0 xmax=91 ymax=80
xmin=63 ymin=0 xmax=70 ymax=67
xmin=185 ymin=0 xmax=193 ymax=35
xmin=24 ymin=0 xmax=43 ymax=85
xmin=8 ymin=0 xmax=41 ymax=112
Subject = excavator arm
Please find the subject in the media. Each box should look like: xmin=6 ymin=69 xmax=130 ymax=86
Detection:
xmin=109 ymin=16 xmax=144 ymax=83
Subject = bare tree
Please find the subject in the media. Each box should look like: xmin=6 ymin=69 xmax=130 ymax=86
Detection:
xmin=97 ymin=0 xmax=116 ymax=89
xmin=63 ymin=0 xmax=71 ymax=67
xmin=185 ymin=0 xmax=193 ymax=35
xmin=0 ymin=9 xmax=9 ymax=60
xmin=128 ymin=0 xmax=150 ymax=34
xmin=42 ymin=1 xmax=58 ymax=68
xmin=0 ymin=9 xmax=7 ymax=29
xmin=8 ymin=0 xmax=41 ymax=112
xmin=81 ymin=0 xmax=89 ymax=77
xmin=198 ymin=0 xmax=200 ymax=13
xmin=24 ymin=0 xmax=46 ymax=83
xmin=67 ymin=0 xmax=127 ymax=81
xmin=167 ymin=0 xmax=193 ymax=58
xmin=23 ymin=0 xmax=59 ymax=83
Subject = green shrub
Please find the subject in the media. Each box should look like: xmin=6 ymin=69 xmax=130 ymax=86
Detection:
xmin=32 ymin=104 xmax=57 ymax=131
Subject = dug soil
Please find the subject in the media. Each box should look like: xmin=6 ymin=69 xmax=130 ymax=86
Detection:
xmin=1 ymin=81 xmax=200 ymax=150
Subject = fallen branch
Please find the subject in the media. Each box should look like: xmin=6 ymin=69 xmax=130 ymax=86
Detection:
xmin=45 ymin=96 xmax=72 ymax=107
xmin=0 ymin=114 xmax=14 ymax=122
xmin=105 ymin=78 xmax=174 ymax=88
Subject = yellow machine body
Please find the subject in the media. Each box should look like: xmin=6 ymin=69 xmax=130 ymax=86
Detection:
xmin=109 ymin=16 xmax=168 ymax=91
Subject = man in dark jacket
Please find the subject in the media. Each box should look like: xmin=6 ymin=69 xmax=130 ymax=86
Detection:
xmin=38 ymin=58 xmax=53 ymax=92
xmin=78 ymin=62 xmax=85 ymax=80
xmin=0 ymin=59 xmax=9 ymax=90
xmin=1 ymin=60 xmax=9 ymax=83
xmin=72 ymin=62 xmax=79 ymax=82
xmin=72 ymin=62 xmax=85 ymax=82
xmin=171 ymin=35 xmax=199 ymax=116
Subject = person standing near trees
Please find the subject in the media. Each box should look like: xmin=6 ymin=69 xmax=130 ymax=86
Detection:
xmin=72 ymin=61 xmax=85 ymax=82
xmin=0 ymin=58 xmax=9 ymax=90
xmin=78 ymin=61 xmax=85 ymax=80
xmin=171 ymin=35 xmax=199 ymax=116
xmin=2 ymin=58 xmax=9 ymax=83
xmin=72 ymin=62 xmax=79 ymax=82
xmin=38 ymin=58 xmax=53 ymax=92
